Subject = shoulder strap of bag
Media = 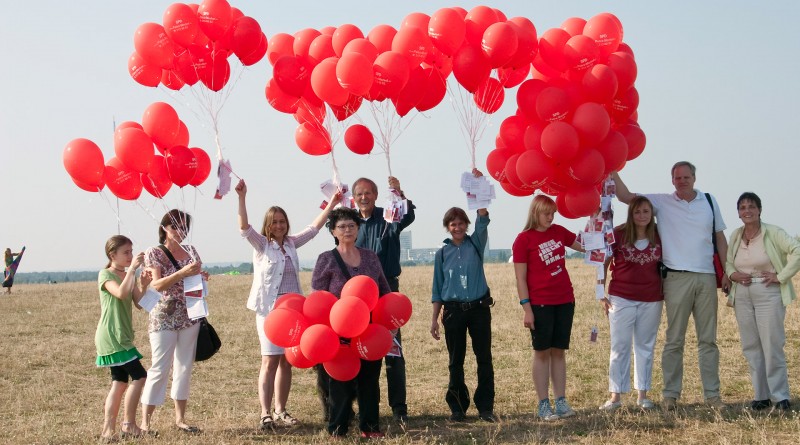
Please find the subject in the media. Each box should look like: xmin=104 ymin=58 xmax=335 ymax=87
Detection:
xmin=158 ymin=244 xmax=181 ymax=271
xmin=330 ymin=248 xmax=352 ymax=279
xmin=704 ymin=193 xmax=718 ymax=251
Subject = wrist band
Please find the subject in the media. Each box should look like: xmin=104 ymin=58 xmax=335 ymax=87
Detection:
xmin=519 ymin=298 xmax=530 ymax=305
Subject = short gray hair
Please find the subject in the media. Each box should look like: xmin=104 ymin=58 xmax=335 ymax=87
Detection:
xmin=671 ymin=161 xmax=696 ymax=177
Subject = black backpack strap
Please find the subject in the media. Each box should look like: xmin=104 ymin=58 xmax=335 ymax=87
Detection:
xmin=704 ymin=193 xmax=718 ymax=252
xmin=330 ymin=248 xmax=352 ymax=279
xmin=158 ymin=244 xmax=181 ymax=271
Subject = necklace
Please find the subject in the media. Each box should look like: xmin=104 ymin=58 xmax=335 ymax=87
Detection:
xmin=744 ymin=226 xmax=760 ymax=246
xmin=111 ymin=266 xmax=126 ymax=273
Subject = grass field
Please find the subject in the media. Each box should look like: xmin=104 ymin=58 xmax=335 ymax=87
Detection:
xmin=2 ymin=261 xmax=800 ymax=444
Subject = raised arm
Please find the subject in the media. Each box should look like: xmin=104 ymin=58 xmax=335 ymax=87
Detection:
xmin=235 ymin=179 xmax=249 ymax=230
xmin=610 ymin=172 xmax=635 ymax=204
xmin=311 ymin=190 xmax=343 ymax=230
xmin=104 ymin=252 xmax=145 ymax=301
xmin=473 ymin=168 xmax=489 ymax=217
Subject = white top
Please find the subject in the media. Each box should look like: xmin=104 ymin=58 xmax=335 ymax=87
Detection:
xmin=643 ymin=189 xmax=726 ymax=273
xmin=241 ymin=224 xmax=318 ymax=315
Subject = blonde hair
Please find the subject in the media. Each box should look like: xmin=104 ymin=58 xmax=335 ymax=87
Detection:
xmin=104 ymin=235 xmax=132 ymax=268
xmin=522 ymin=195 xmax=557 ymax=231
xmin=618 ymin=196 xmax=657 ymax=247
xmin=261 ymin=206 xmax=290 ymax=242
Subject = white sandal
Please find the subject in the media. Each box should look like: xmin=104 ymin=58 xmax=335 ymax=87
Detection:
xmin=274 ymin=410 xmax=299 ymax=426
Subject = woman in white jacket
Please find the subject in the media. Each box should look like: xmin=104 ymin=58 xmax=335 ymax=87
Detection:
xmin=235 ymin=179 xmax=340 ymax=429
xmin=726 ymin=192 xmax=800 ymax=411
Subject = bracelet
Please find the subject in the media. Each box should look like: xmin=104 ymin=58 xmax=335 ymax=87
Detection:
xmin=519 ymin=298 xmax=530 ymax=305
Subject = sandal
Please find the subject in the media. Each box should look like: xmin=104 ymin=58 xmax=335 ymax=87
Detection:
xmin=176 ymin=424 xmax=201 ymax=434
xmin=274 ymin=410 xmax=299 ymax=426
xmin=259 ymin=415 xmax=275 ymax=431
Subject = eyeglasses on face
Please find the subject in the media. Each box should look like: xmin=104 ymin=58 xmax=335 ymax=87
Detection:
xmin=335 ymin=223 xmax=358 ymax=231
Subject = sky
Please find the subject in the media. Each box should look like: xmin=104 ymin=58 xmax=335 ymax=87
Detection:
xmin=1 ymin=0 xmax=799 ymax=272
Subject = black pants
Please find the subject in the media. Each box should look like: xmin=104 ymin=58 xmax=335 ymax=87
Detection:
xmin=323 ymin=359 xmax=383 ymax=436
xmin=385 ymin=276 xmax=407 ymax=416
xmin=442 ymin=303 xmax=495 ymax=415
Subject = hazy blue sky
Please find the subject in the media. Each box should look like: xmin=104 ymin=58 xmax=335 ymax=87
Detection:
xmin=2 ymin=1 xmax=799 ymax=272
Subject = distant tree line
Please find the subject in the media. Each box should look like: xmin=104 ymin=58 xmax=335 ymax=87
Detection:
xmin=15 ymin=263 xmax=257 ymax=284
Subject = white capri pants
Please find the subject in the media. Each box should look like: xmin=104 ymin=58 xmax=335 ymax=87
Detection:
xmin=141 ymin=322 xmax=200 ymax=405
xmin=607 ymin=295 xmax=663 ymax=393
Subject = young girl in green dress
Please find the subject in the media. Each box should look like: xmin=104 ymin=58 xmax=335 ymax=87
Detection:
xmin=95 ymin=235 xmax=152 ymax=441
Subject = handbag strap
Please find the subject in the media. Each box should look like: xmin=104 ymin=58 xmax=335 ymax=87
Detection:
xmin=330 ymin=248 xmax=352 ymax=279
xmin=158 ymin=244 xmax=181 ymax=271
xmin=704 ymin=193 xmax=718 ymax=252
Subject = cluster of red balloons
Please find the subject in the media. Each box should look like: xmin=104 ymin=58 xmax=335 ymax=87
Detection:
xmin=129 ymin=0 xmax=266 ymax=91
xmin=63 ymin=102 xmax=212 ymax=200
xmin=264 ymin=275 xmax=413 ymax=381
xmin=264 ymin=6 xmax=538 ymax=157
xmin=487 ymin=12 xmax=646 ymax=218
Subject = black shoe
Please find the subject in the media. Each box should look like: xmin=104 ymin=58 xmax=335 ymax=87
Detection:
xmin=775 ymin=399 xmax=791 ymax=411
xmin=393 ymin=412 xmax=408 ymax=424
xmin=449 ymin=411 xmax=466 ymax=422
xmin=479 ymin=412 xmax=498 ymax=422
xmin=750 ymin=399 xmax=771 ymax=411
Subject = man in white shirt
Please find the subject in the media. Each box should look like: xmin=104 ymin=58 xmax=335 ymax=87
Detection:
xmin=612 ymin=161 xmax=730 ymax=410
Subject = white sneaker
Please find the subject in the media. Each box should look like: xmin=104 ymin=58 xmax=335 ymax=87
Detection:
xmin=637 ymin=399 xmax=655 ymax=410
xmin=599 ymin=400 xmax=622 ymax=412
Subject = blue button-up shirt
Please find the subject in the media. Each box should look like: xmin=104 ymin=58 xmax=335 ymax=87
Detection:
xmin=431 ymin=213 xmax=490 ymax=303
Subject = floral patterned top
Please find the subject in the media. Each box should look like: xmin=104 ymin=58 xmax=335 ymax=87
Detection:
xmin=144 ymin=245 xmax=201 ymax=332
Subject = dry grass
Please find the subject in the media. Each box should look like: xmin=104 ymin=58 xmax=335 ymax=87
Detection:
xmin=2 ymin=260 xmax=800 ymax=444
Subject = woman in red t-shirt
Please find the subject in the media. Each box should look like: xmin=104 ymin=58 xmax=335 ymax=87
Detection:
xmin=598 ymin=196 xmax=663 ymax=411
xmin=513 ymin=195 xmax=583 ymax=421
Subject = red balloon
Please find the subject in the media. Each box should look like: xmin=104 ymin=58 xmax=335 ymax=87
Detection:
xmin=128 ymin=52 xmax=162 ymax=87
xmin=560 ymin=17 xmax=586 ymax=37
xmin=134 ymin=23 xmax=174 ymax=69
xmin=341 ymin=275 xmax=379 ymax=310
xmin=428 ymin=8 xmax=466 ymax=56
xmin=372 ymin=292 xmax=413 ymax=329
xmin=342 ymin=38 xmax=378 ymax=63
xmin=114 ymin=128 xmax=154 ymax=173
xmin=163 ymin=3 xmax=199 ymax=47
xmin=564 ymin=35 xmax=599 ymax=73
xmin=366 ymin=24 xmax=397 ymax=54
xmin=481 ymin=22 xmax=518 ymax=68
xmin=294 ymin=100 xmax=326 ymax=126
xmin=583 ymin=13 xmax=622 ymax=59
xmin=310 ymin=57 xmax=348 ymax=106
xmin=523 ymin=122 xmax=546 ymax=152
xmin=564 ymin=187 xmax=601 ymax=217
xmin=504 ymin=154 xmax=525 ymax=189
xmin=284 ymin=345 xmax=316 ymax=368
xmin=323 ymin=345 xmax=361 ymax=382
xmin=452 ymin=44 xmax=491 ymax=93
xmin=555 ymin=193 xmax=579 ymax=219
xmin=237 ymin=31 xmax=266 ymax=66
xmin=538 ymin=28 xmax=570 ymax=72
xmin=300 ymin=324 xmax=339 ymax=363
xmin=473 ymin=77 xmax=504 ymax=114
xmin=308 ymin=34 xmax=335 ymax=65
xmin=303 ymin=290 xmax=338 ymax=326
xmin=531 ymin=53 xmax=562 ymax=82
xmin=104 ymin=157 xmax=143 ymax=201
xmin=161 ymin=69 xmax=185 ymax=90
xmin=336 ymin=52 xmax=373 ymax=95
xmin=197 ymin=0 xmax=232 ymax=41
xmin=505 ymin=17 xmax=538 ymax=68
xmin=188 ymin=147 xmax=211 ymax=186
xmin=486 ymin=148 xmax=512 ymax=182
xmin=464 ymin=6 xmax=499 ymax=48
xmin=172 ymin=47 xmax=201 ymax=86
xmin=606 ymin=51 xmax=637 ymax=91
xmin=274 ymin=55 xmax=312 ymax=97
xmin=230 ymin=16 xmax=262 ymax=59
xmin=264 ymin=307 xmax=309 ymax=348
xmin=415 ymin=67 xmax=447 ymax=112
xmin=391 ymin=26 xmax=430 ymax=67
xmin=142 ymin=102 xmax=180 ymax=152
xmin=516 ymin=79 xmax=548 ymax=122
xmin=330 ymin=94 xmax=363 ymax=121
xmin=295 ymin=122 xmax=332 ymax=156
xmin=141 ymin=154 xmax=172 ymax=198
xmin=581 ymin=64 xmax=619 ymax=103
xmin=273 ymin=293 xmax=306 ymax=313
xmin=610 ymin=86 xmax=639 ymax=123
xmin=497 ymin=65 xmax=530 ymax=88
xmin=344 ymin=124 xmax=374 ymax=155
xmin=166 ymin=145 xmax=198 ymax=187
xmin=401 ymin=12 xmax=430 ymax=31
xmin=320 ymin=26 xmax=336 ymax=36
xmin=617 ymin=42 xmax=635 ymax=57
xmin=116 ymin=121 xmax=143 ymax=132
xmin=568 ymin=148 xmax=605 ymax=184
xmin=293 ymin=28 xmax=322 ymax=59
xmin=63 ymin=138 xmax=105 ymax=186
xmin=71 ymin=176 xmax=104 ymax=193
xmin=267 ymin=33 xmax=295 ymax=65
xmin=372 ymin=51 xmax=410 ymax=99
xmin=517 ymin=148 xmax=555 ymax=188
xmin=353 ymin=324 xmax=393 ymax=361
xmin=330 ymin=296 xmax=370 ymax=338
xmin=596 ymin=130 xmax=628 ymax=173
xmin=498 ymin=115 xmax=527 ymax=152
xmin=265 ymin=78 xmax=300 ymax=114
xmin=536 ymin=87 xmax=570 ymax=122
xmin=198 ymin=50 xmax=230 ymax=91
xmin=175 ymin=121 xmax=190 ymax=147
xmin=332 ymin=24 xmax=364 ymax=57
xmin=499 ymin=179 xmax=533 ymax=197
xmin=571 ymin=102 xmax=611 ymax=147
xmin=391 ymin=66 xmax=427 ymax=117
xmin=541 ymin=121 xmax=580 ymax=161
xmin=619 ymin=123 xmax=646 ymax=161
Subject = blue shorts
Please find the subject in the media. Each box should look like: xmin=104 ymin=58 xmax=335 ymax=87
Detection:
xmin=529 ymin=302 xmax=574 ymax=351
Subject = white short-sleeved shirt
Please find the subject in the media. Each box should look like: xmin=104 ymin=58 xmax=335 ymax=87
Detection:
xmin=643 ymin=189 xmax=725 ymax=273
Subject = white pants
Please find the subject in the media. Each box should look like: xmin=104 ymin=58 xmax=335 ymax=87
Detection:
xmin=734 ymin=282 xmax=789 ymax=401
xmin=607 ymin=295 xmax=663 ymax=393
xmin=141 ymin=322 xmax=200 ymax=406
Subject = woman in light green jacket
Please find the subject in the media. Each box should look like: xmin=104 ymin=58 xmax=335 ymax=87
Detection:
xmin=725 ymin=192 xmax=800 ymax=411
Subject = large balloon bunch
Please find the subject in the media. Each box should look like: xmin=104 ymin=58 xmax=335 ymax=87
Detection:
xmin=487 ymin=12 xmax=645 ymax=217
xmin=129 ymin=0 xmax=266 ymax=91
xmin=63 ymin=102 xmax=212 ymax=200
xmin=263 ymin=276 xmax=413 ymax=381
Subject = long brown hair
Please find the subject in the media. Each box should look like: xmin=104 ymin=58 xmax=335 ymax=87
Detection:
xmin=260 ymin=206 xmax=290 ymax=242
xmin=522 ymin=195 xmax=557 ymax=231
xmin=158 ymin=209 xmax=191 ymax=244
xmin=618 ymin=196 xmax=657 ymax=247
xmin=105 ymin=235 xmax=132 ymax=268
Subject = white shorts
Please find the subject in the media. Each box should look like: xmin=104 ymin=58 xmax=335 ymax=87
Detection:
xmin=256 ymin=312 xmax=285 ymax=356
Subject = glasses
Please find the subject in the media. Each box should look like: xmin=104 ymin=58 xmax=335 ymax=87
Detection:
xmin=335 ymin=223 xmax=358 ymax=231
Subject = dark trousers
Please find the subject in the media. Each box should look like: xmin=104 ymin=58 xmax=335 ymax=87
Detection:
xmin=385 ymin=276 xmax=407 ymax=416
xmin=323 ymin=359 xmax=383 ymax=436
xmin=442 ymin=304 xmax=495 ymax=415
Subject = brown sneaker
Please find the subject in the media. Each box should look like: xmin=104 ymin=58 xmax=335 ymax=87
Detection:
xmin=706 ymin=396 xmax=725 ymax=410
xmin=662 ymin=397 xmax=678 ymax=411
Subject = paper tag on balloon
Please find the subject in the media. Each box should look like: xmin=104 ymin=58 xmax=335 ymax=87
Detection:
xmin=214 ymin=159 xmax=233 ymax=199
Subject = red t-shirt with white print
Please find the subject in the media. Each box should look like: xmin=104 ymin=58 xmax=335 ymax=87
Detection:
xmin=512 ymin=225 xmax=577 ymax=305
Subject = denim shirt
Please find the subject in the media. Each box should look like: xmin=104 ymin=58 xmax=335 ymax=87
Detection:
xmin=355 ymin=201 xmax=416 ymax=279
xmin=431 ymin=213 xmax=490 ymax=303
